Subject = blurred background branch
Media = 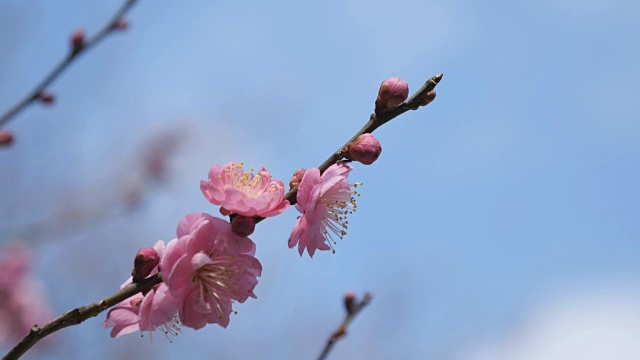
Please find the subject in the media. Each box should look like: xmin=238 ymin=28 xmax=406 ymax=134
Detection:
xmin=317 ymin=292 xmax=372 ymax=360
xmin=0 ymin=0 xmax=138 ymax=131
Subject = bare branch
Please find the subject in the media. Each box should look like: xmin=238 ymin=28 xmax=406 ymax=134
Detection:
xmin=0 ymin=0 xmax=138 ymax=129
xmin=254 ymin=72 xmax=443 ymax=224
xmin=317 ymin=292 xmax=373 ymax=360
xmin=1 ymin=274 xmax=161 ymax=360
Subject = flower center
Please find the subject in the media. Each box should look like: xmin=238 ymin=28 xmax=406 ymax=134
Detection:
xmin=192 ymin=255 xmax=256 ymax=318
xmin=220 ymin=162 xmax=282 ymax=198
xmin=318 ymin=181 xmax=362 ymax=253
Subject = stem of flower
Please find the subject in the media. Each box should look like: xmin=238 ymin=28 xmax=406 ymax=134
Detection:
xmin=262 ymin=73 xmax=442 ymax=219
xmin=1 ymin=274 xmax=161 ymax=360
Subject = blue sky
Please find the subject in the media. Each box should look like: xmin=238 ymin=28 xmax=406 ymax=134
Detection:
xmin=1 ymin=0 xmax=639 ymax=359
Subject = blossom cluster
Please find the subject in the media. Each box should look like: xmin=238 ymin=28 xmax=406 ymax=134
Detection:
xmin=104 ymin=77 xmax=396 ymax=337
xmin=104 ymin=160 xmax=368 ymax=338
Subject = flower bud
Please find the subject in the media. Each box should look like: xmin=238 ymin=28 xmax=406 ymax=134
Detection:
xmin=231 ymin=215 xmax=255 ymax=237
xmin=37 ymin=91 xmax=55 ymax=105
xmin=70 ymin=28 xmax=85 ymax=55
xmin=112 ymin=18 xmax=129 ymax=30
xmin=418 ymin=90 xmax=436 ymax=107
xmin=131 ymin=247 xmax=159 ymax=282
xmin=344 ymin=133 xmax=382 ymax=165
xmin=289 ymin=168 xmax=306 ymax=190
xmin=375 ymin=77 xmax=409 ymax=115
xmin=344 ymin=291 xmax=357 ymax=315
xmin=0 ymin=130 xmax=14 ymax=147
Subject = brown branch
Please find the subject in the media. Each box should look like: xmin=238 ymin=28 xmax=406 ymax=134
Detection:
xmin=317 ymin=292 xmax=373 ymax=360
xmin=2 ymin=273 xmax=161 ymax=360
xmin=0 ymin=0 xmax=138 ymax=129
xmin=3 ymin=72 xmax=442 ymax=359
xmin=254 ymin=72 xmax=442 ymax=224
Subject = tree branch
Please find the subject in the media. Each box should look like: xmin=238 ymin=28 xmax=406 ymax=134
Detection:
xmin=257 ymin=72 xmax=442 ymax=223
xmin=0 ymin=0 xmax=139 ymax=129
xmin=317 ymin=292 xmax=373 ymax=360
xmin=3 ymin=72 xmax=442 ymax=359
xmin=1 ymin=274 xmax=161 ymax=360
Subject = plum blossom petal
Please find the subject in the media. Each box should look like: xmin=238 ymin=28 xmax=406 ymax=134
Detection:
xmin=103 ymin=291 xmax=144 ymax=338
xmin=200 ymin=162 xmax=289 ymax=217
xmin=161 ymin=213 xmax=262 ymax=330
xmin=288 ymin=163 xmax=361 ymax=258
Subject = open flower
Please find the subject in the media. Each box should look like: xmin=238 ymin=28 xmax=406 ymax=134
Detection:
xmin=288 ymin=163 xmax=360 ymax=258
xmin=161 ymin=213 xmax=262 ymax=330
xmin=200 ymin=162 xmax=289 ymax=217
xmin=103 ymin=241 xmax=180 ymax=338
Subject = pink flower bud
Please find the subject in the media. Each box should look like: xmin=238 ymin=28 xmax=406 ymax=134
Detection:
xmin=289 ymin=168 xmax=306 ymax=190
xmin=344 ymin=133 xmax=382 ymax=165
xmin=132 ymin=247 xmax=160 ymax=282
xmin=231 ymin=215 xmax=256 ymax=237
xmin=112 ymin=18 xmax=129 ymax=30
xmin=0 ymin=130 xmax=14 ymax=147
xmin=344 ymin=291 xmax=357 ymax=315
xmin=375 ymin=77 xmax=409 ymax=115
xmin=71 ymin=28 xmax=85 ymax=54
xmin=37 ymin=91 xmax=55 ymax=105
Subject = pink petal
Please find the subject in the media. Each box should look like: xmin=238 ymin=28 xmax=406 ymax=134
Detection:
xmin=321 ymin=163 xmax=353 ymax=179
xmin=191 ymin=252 xmax=214 ymax=269
xmin=177 ymin=212 xmax=213 ymax=238
xmin=152 ymin=240 xmax=166 ymax=260
xmin=296 ymin=168 xmax=321 ymax=211
xmin=110 ymin=323 xmax=140 ymax=338
xmin=186 ymin=218 xmax=217 ymax=254
xmin=200 ymin=181 xmax=224 ymax=205
xmin=139 ymin=284 xmax=178 ymax=331
xmin=207 ymin=164 xmax=225 ymax=187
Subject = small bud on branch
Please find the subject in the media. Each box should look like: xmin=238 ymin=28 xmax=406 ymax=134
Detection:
xmin=37 ymin=91 xmax=55 ymax=105
xmin=112 ymin=18 xmax=129 ymax=30
xmin=0 ymin=130 xmax=14 ymax=147
xmin=343 ymin=133 xmax=382 ymax=165
xmin=375 ymin=77 xmax=409 ymax=115
xmin=70 ymin=28 xmax=86 ymax=55
xmin=231 ymin=215 xmax=256 ymax=237
xmin=289 ymin=168 xmax=306 ymax=190
xmin=131 ymin=247 xmax=160 ymax=282
xmin=344 ymin=291 xmax=357 ymax=315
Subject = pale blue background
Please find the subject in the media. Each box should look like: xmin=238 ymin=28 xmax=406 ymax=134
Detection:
xmin=0 ymin=0 xmax=639 ymax=359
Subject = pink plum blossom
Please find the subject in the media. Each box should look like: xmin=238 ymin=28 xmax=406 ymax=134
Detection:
xmin=0 ymin=243 xmax=53 ymax=346
xmin=103 ymin=240 xmax=180 ymax=338
xmin=161 ymin=213 xmax=262 ymax=330
xmin=288 ymin=163 xmax=361 ymax=258
xmin=200 ymin=162 xmax=289 ymax=217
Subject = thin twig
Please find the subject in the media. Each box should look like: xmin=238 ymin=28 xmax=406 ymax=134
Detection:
xmin=317 ymin=292 xmax=373 ymax=360
xmin=3 ymin=73 xmax=442 ymax=359
xmin=2 ymin=274 xmax=161 ymax=360
xmin=255 ymin=72 xmax=442 ymax=224
xmin=0 ymin=0 xmax=138 ymax=128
